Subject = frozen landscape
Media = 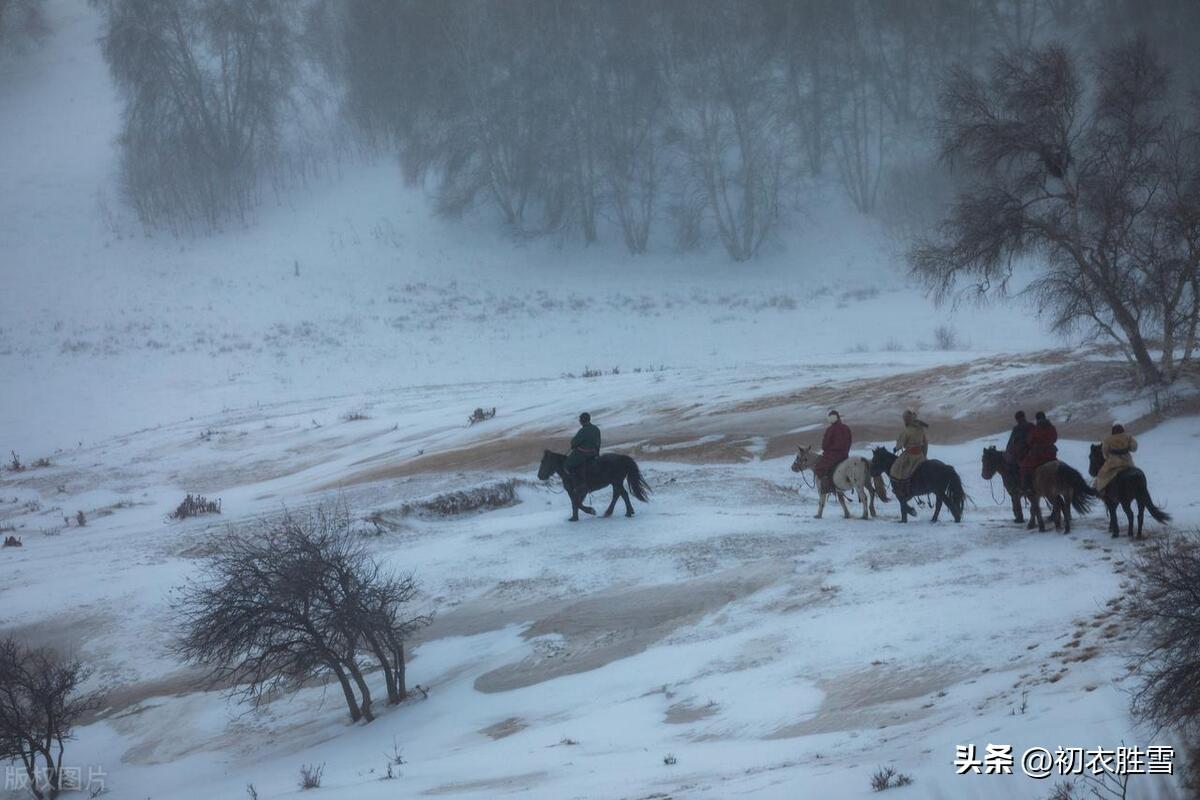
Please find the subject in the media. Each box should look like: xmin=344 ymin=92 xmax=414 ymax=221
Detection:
xmin=3 ymin=2 xmax=1200 ymax=799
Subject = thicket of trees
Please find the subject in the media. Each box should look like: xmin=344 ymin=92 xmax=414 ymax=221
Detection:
xmin=174 ymin=504 xmax=430 ymax=723
xmin=93 ymin=0 xmax=1200 ymax=256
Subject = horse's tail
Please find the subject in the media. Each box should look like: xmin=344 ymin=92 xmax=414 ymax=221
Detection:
xmin=1135 ymin=473 xmax=1171 ymax=523
xmin=944 ymin=467 xmax=967 ymax=518
xmin=624 ymin=456 xmax=651 ymax=502
xmin=1060 ymin=463 xmax=1096 ymax=514
xmin=872 ymin=473 xmax=891 ymax=503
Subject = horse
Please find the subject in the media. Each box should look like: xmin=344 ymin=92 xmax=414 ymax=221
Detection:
xmin=1024 ymin=460 xmax=1095 ymax=533
xmin=869 ymin=447 xmax=967 ymax=523
xmin=538 ymin=450 xmax=650 ymax=522
xmin=1088 ymin=444 xmax=1170 ymax=539
xmin=981 ymin=445 xmax=1028 ymax=523
xmin=791 ymin=446 xmax=888 ymax=520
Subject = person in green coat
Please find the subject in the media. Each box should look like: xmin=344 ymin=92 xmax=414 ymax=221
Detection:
xmin=565 ymin=412 xmax=601 ymax=489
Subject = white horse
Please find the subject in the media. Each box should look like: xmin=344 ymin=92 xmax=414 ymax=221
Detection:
xmin=791 ymin=446 xmax=889 ymax=520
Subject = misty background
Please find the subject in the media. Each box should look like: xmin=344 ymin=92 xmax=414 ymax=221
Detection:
xmin=2 ymin=0 xmax=1199 ymax=453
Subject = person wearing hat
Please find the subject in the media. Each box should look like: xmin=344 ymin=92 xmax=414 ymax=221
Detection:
xmin=564 ymin=412 xmax=601 ymax=493
xmin=1019 ymin=410 xmax=1058 ymax=492
xmin=889 ymin=409 xmax=929 ymax=497
xmin=813 ymin=409 xmax=852 ymax=492
xmin=1095 ymin=423 xmax=1137 ymax=498
xmin=1003 ymin=410 xmax=1033 ymax=473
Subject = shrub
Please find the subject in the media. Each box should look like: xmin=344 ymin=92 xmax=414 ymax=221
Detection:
xmin=870 ymin=765 xmax=913 ymax=792
xmin=467 ymin=407 xmax=496 ymax=425
xmin=174 ymin=503 xmax=431 ymax=723
xmin=1125 ymin=531 xmax=1200 ymax=789
xmin=169 ymin=494 xmax=221 ymax=520
xmin=0 ymin=637 xmax=101 ymax=800
xmin=298 ymin=763 xmax=324 ymax=790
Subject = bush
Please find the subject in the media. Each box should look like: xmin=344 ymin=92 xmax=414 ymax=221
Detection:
xmin=1125 ymin=531 xmax=1200 ymax=788
xmin=870 ymin=765 xmax=913 ymax=792
xmin=174 ymin=502 xmax=431 ymax=722
xmin=169 ymin=494 xmax=221 ymax=520
xmin=0 ymin=637 xmax=101 ymax=800
xmin=298 ymin=763 xmax=324 ymax=790
xmin=467 ymin=407 xmax=496 ymax=425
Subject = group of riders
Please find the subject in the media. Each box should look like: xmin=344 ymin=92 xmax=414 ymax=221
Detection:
xmin=559 ymin=407 xmax=1140 ymax=507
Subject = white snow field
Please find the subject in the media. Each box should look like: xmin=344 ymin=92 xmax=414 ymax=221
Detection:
xmin=2 ymin=3 xmax=1199 ymax=800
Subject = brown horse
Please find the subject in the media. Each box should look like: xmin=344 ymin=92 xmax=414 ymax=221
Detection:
xmin=981 ymin=445 xmax=1027 ymax=523
xmin=1025 ymin=460 xmax=1096 ymax=533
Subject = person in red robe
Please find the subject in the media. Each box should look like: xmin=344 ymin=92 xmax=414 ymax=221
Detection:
xmin=814 ymin=409 xmax=852 ymax=491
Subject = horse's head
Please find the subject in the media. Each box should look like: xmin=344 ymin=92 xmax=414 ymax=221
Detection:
xmin=1088 ymin=443 xmax=1103 ymax=477
xmin=981 ymin=445 xmax=1002 ymax=480
xmin=537 ymin=450 xmax=560 ymax=481
xmin=868 ymin=447 xmax=892 ymax=476
xmin=791 ymin=445 xmax=814 ymax=473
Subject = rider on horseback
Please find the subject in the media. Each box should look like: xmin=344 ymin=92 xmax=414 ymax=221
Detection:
xmin=1019 ymin=411 xmax=1058 ymax=493
xmin=1095 ymin=424 xmax=1137 ymax=500
xmin=1003 ymin=410 xmax=1032 ymax=475
xmin=890 ymin=409 xmax=928 ymax=498
xmin=814 ymin=409 xmax=852 ymax=493
xmin=565 ymin=412 xmax=601 ymax=495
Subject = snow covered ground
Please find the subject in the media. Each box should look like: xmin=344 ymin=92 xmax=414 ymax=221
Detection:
xmin=2 ymin=3 xmax=1199 ymax=799
xmin=2 ymin=363 xmax=1197 ymax=799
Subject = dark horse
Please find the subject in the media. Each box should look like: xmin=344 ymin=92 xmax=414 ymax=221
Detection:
xmin=1088 ymin=444 xmax=1170 ymax=539
xmin=980 ymin=446 xmax=1027 ymax=523
xmin=538 ymin=450 xmax=651 ymax=522
xmin=1024 ymin=459 xmax=1095 ymax=534
xmin=869 ymin=448 xmax=967 ymax=523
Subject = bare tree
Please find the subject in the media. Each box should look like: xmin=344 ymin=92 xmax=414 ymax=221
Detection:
xmin=0 ymin=638 xmax=100 ymax=800
xmin=670 ymin=1 xmax=785 ymax=261
xmin=97 ymin=0 xmax=300 ymax=232
xmin=911 ymin=40 xmax=1200 ymax=385
xmin=173 ymin=503 xmax=429 ymax=723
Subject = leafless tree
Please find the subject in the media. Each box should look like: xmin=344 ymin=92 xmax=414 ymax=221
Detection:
xmin=0 ymin=638 xmax=101 ymax=800
xmin=670 ymin=1 xmax=785 ymax=261
xmin=911 ymin=39 xmax=1200 ymax=385
xmin=97 ymin=0 xmax=300 ymax=232
xmin=173 ymin=503 xmax=429 ymax=723
xmin=1125 ymin=532 xmax=1200 ymax=736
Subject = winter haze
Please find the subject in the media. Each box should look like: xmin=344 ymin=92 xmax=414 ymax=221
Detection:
xmin=2 ymin=1 xmax=1200 ymax=799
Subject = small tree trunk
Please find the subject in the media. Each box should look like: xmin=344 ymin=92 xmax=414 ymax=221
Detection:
xmin=345 ymin=659 xmax=374 ymax=722
xmin=329 ymin=661 xmax=362 ymax=722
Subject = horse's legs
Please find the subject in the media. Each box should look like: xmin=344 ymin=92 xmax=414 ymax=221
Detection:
xmin=621 ymin=486 xmax=634 ymax=517
xmin=1136 ymin=496 xmax=1145 ymax=539
xmin=1104 ymin=498 xmax=1119 ymax=536
xmin=836 ymin=489 xmax=851 ymax=519
xmin=1059 ymin=496 xmax=1070 ymax=533
xmin=815 ymin=482 xmax=826 ymax=519
xmin=1122 ymin=499 xmax=1135 ymax=538
xmin=1010 ymin=482 xmax=1024 ymax=523
xmin=857 ymin=483 xmax=869 ymax=520
xmin=931 ymin=493 xmax=943 ymax=522
xmin=603 ymin=483 xmax=620 ymax=517
xmin=1032 ymin=495 xmax=1046 ymax=532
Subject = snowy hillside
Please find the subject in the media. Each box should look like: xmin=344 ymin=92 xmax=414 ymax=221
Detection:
xmin=2 ymin=3 xmax=1198 ymax=800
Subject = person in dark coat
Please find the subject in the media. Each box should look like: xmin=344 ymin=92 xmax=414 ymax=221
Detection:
xmin=814 ymin=409 xmax=852 ymax=491
xmin=1019 ymin=411 xmax=1058 ymax=491
xmin=1003 ymin=410 xmax=1033 ymax=474
xmin=564 ymin=412 xmax=601 ymax=489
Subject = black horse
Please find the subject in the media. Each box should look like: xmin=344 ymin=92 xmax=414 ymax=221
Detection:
xmin=869 ymin=447 xmax=967 ymax=523
xmin=538 ymin=450 xmax=651 ymax=522
xmin=1087 ymin=444 xmax=1170 ymax=539
xmin=981 ymin=445 xmax=1026 ymax=523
